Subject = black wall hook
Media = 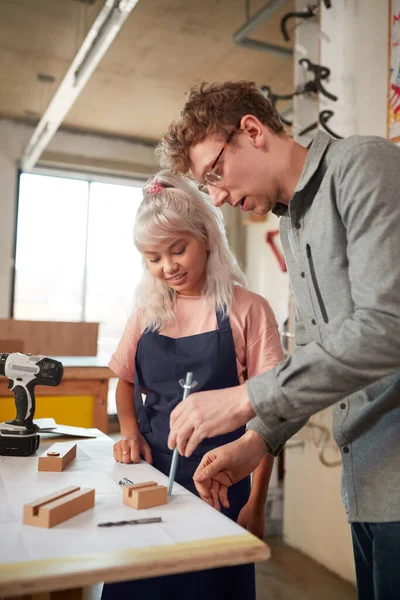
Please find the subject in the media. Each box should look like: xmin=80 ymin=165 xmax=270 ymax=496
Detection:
xmin=262 ymin=57 xmax=339 ymax=129
xmin=319 ymin=110 xmax=342 ymax=138
xmin=298 ymin=110 xmax=343 ymax=139
xmin=281 ymin=1 xmax=332 ymax=41
xmin=261 ymin=85 xmax=294 ymax=126
xmin=281 ymin=5 xmax=317 ymax=42
xmin=261 ymin=75 xmax=333 ymax=128
xmin=299 ymin=58 xmax=338 ymax=102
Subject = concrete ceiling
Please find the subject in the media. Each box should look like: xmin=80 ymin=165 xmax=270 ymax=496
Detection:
xmin=0 ymin=0 xmax=294 ymax=144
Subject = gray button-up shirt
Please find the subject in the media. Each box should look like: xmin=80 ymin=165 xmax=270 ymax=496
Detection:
xmin=247 ymin=131 xmax=400 ymax=522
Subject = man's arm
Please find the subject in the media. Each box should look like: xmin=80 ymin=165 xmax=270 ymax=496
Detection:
xmin=247 ymin=140 xmax=400 ymax=442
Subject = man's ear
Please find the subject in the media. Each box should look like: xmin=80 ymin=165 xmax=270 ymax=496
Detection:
xmin=240 ymin=115 xmax=266 ymax=149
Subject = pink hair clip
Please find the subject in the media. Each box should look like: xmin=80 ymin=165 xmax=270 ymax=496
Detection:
xmin=147 ymin=182 xmax=165 ymax=194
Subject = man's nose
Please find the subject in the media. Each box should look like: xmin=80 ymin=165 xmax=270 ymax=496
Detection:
xmin=209 ymin=186 xmax=229 ymax=208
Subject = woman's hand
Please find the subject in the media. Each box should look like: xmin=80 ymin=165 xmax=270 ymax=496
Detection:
xmin=237 ymin=501 xmax=265 ymax=540
xmin=113 ymin=432 xmax=153 ymax=464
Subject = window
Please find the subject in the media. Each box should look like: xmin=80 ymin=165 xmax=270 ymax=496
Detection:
xmin=14 ymin=172 xmax=144 ymax=362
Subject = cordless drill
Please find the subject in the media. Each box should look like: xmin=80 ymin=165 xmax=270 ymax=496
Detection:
xmin=0 ymin=353 xmax=63 ymax=456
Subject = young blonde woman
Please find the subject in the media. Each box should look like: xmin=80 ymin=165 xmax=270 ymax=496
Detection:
xmin=103 ymin=170 xmax=284 ymax=600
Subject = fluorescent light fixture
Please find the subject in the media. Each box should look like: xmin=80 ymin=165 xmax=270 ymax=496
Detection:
xmin=21 ymin=0 xmax=139 ymax=171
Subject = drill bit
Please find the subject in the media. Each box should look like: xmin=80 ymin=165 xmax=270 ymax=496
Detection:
xmin=98 ymin=516 xmax=162 ymax=527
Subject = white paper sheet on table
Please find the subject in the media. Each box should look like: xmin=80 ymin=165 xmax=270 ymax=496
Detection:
xmin=34 ymin=418 xmax=98 ymax=438
xmin=0 ymin=438 xmax=246 ymax=564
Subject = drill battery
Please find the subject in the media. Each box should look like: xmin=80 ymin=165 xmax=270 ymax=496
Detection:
xmin=0 ymin=431 xmax=40 ymax=456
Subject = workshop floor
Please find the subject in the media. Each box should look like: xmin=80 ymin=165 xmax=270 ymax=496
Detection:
xmin=256 ymin=536 xmax=356 ymax=600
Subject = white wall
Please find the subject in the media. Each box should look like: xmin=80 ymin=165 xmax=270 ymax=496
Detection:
xmin=278 ymin=0 xmax=390 ymax=586
xmin=319 ymin=0 xmax=388 ymax=138
xmin=245 ymin=214 xmax=290 ymax=330
xmin=0 ymin=119 xmax=158 ymax=318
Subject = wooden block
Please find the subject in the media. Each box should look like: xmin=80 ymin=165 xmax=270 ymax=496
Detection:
xmin=23 ymin=486 xmax=95 ymax=528
xmin=38 ymin=443 xmax=77 ymax=472
xmin=123 ymin=481 xmax=168 ymax=510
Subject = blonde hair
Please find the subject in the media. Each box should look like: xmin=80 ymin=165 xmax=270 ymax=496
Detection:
xmin=157 ymin=81 xmax=284 ymax=174
xmin=134 ymin=170 xmax=248 ymax=331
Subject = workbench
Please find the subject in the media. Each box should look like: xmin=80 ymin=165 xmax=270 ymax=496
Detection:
xmin=0 ymin=433 xmax=270 ymax=598
xmin=0 ymin=357 xmax=115 ymax=435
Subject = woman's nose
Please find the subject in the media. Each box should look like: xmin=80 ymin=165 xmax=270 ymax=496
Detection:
xmin=163 ymin=258 xmax=179 ymax=275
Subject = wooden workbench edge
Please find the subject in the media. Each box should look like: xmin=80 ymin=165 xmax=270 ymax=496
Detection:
xmin=0 ymin=533 xmax=270 ymax=596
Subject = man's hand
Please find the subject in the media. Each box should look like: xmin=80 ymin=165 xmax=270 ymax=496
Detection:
xmin=168 ymin=384 xmax=255 ymax=457
xmin=113 ymin=433 xmax=153 ymax=464
xmin=193 ymin=431 xmax=269 ymax=510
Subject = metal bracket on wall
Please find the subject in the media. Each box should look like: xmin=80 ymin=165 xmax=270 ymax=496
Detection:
xmin=233 ymin=0 xmax=293 ymax=58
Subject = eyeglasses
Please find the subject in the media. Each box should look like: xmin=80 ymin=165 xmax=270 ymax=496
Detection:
xmin=197 ymin=123 xmax=241 ymax=193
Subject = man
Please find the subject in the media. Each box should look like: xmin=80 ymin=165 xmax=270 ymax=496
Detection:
xmin=159 ymin=81 xmax=400 ymax=599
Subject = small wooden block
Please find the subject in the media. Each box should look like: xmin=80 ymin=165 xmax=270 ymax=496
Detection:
xmin=38 ymin=443 xmax=77 ymax=472
xmin=23 ymin=485 xmax=95 ymax=528
xmin=123 ymin=481 xmax=168 ymax=510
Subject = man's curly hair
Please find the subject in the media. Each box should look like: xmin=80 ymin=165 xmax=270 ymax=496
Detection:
xmin=156 ymin=81 xmax=284 ymax=175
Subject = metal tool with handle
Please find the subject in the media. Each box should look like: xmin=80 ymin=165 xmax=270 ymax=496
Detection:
xmin=167 ymin=371 xmax=197 ymax=496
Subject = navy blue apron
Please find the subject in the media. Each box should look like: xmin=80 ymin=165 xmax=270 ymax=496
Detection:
xmin=102 ymin=310 xmax=256 ymax=600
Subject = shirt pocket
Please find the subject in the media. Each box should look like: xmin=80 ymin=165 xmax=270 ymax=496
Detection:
xmin=306 ymin=243 xmax=329 ymax=324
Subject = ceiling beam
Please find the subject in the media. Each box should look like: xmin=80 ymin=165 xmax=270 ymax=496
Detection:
xmin=20 ymin=0 xmax=139 ymax=172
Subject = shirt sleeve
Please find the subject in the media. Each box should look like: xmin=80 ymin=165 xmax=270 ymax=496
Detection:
xmin=246 ymin=140 xmax=400 ymax=452
xmin=244 ymin=294 xmax=309 ymax=455
xmin=108 ymin=311 xmax=143 ymax=383
xmin=245 ymin=296 xmax=285 ymax=378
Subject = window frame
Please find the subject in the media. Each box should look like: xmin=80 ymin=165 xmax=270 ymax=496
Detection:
xmin=13 ymin=165 xmax=147 ymax=320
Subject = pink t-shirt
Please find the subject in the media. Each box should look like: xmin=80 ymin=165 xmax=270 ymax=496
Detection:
xmin=109 ymin=286 xmax=284 ymax=384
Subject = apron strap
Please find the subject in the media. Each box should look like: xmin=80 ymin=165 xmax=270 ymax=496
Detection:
xmin=134 ymin=344 xmax=151 ymax=434
xmin=216 ymin=309 xmax=230 ymax=331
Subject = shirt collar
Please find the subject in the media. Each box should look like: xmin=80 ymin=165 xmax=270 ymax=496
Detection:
xmin=272 ymin=202 xmax=288 ymax=217
xmin=272 ymin=131 xmax=334 ymax=217
xmin=294 ymin=130 xmax=333 ymax=194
